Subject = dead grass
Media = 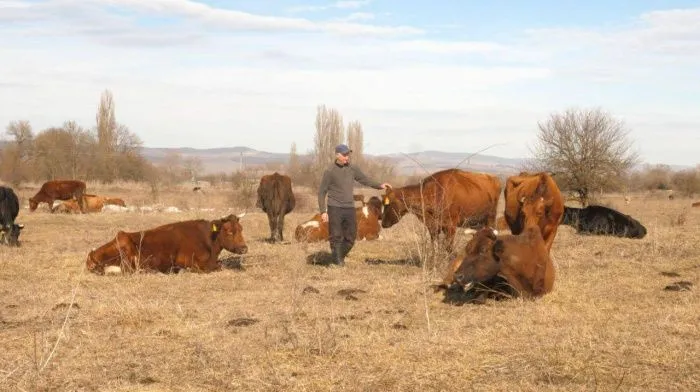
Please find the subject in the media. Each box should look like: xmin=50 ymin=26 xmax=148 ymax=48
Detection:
xmin=1 ymin=186 xmax=699 ymax=391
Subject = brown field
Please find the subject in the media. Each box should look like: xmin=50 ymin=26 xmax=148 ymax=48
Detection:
xmin=1 ymin=182 xmax=699 ymax=391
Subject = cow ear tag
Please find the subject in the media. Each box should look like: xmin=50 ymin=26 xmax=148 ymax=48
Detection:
xmin=383 ymin=197 xmax=390 ymax=205
xmin=211 ymin=224 xmax=218 ymax=232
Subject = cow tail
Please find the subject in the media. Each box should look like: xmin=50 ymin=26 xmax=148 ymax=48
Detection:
xmin=271 ymin=179 xmax=283 ymax=215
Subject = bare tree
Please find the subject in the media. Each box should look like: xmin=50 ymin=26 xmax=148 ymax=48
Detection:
xmin=183 ymin=156 xmax=204 ymax=183
xmin=531 ymin=107 xmax=640 ymax=205
xmin=313 ymin=105 xmax=345 ymax=170
xmin=1 ymin=120 xmax=34 ymax=184
xmin=288 ymin=142 xmax=300 ymax=176
xmin=346 ymin=120 xmax=364 ymax=165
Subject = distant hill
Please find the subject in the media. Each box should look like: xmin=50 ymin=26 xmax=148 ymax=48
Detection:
xmin=140 ymin=146 xmax=527 ymax=175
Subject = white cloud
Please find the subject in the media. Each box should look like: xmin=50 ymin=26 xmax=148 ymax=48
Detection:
xmin=289 ymin=0 xmax=372 ymax=13
xmin=1 ymin=2 xmax=699 ymax=165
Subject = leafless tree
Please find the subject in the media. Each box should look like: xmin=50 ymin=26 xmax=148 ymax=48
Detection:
xmin=288 ymin=142 xmax=301 ymax=176
xmin=0 ymin=120 xmax=34 ymax=184
xmin=531 ymin=107 xmax=640 ymax=205
xmin=346 ymin=120 xmax=364 ymax=165
xmin=313 ymin=104 xmax=344 ymax=170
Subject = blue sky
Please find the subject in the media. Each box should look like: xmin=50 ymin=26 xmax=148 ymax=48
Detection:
xmin=1 ymin=0 xmax=699 ymax=166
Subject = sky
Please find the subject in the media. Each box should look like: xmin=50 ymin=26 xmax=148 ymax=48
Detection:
xmin=1 ymin=0 xmax=699 ymax=166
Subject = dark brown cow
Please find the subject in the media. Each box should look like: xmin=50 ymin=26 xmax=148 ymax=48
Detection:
xmin=504 ymin=172 xmax=564 ymax=253
xmin=256 ymin=172 xmax=295 ymax=242
xmin=295 ymin=196 xmax=383 ymax=242
xmin=692 ymin=201 xmax=700 ymax=208
xmin=381 ymin=169 xmax=501 ymax=249
xmin=29 ymin=180 xmax=87 ymax=212
xmin=444 ymin=196 xmax=555 ymax=299
xmin=86 ymin=213 xmax=248 ymax=274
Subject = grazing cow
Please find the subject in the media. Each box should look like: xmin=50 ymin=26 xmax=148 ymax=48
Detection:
xmin=86 ymin=214 xmax=248 ymax=274
xmin=295 ymin=196 xmax=383 ymax=242
xmin=446 ymin=226 xmax=555 ymax=299
xmin=29 ymin=180 xmax=87 ymax=212
xmin=381 ymin=169 xmax=501 ymax=250
xmin=0 ymin=186 xmax=24 ymax=246
xmin=256 ymin=173 xmax=295 ymax=242
xmin=692 ymin=201 xmax=700 ymax=208
xmin=52 ymin=194 xmax=126 ymax=213
xmin=504 ymin=172 xmax=564 ymax=253
xmin=561 ymin=205 xmax=647 ymax=239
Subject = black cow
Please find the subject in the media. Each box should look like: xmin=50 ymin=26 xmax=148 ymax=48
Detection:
xmin=562 ymin=205 xmax=646 ymax=239
xmin=256 ymin=172 xmax=295 ymax=242
xmin=0 ymin=186 xmax=24 ymax=246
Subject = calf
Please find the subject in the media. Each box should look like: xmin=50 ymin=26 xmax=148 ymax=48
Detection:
xmin=295 ymin=196 xmax=383 ymax=242
xmin=52 ymin=194 xmax=126 ymax=213
xmin=86 ymin=213 xmax=248 ymax=274
xmin=0 ymin=186 xmax=24 ymax=246
xmin=562 ymin=205 xmax=647 ymax=239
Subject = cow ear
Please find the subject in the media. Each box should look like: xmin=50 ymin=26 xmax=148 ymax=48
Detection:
xmin=491 ymin=240 xmax=505 ymax=262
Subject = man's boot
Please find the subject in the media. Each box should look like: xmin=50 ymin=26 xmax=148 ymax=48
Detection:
xmin=332 ymin=243 xmax=345 ymax=267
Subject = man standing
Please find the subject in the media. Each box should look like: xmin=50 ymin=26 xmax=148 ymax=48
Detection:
xmin=318 ymin=144 xmax=391 ymax=266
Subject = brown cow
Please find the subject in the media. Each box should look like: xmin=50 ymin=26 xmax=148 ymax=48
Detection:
xmin=86 ymin=213 xmax=248 ymax=274
xmin=29 ymin=180 xmax=87 ymax=212
xmin=52 ymin=194 xmax=126 ymax=213
xmin=295 ymin=196 xmax=383 ymax=242
xmin=381 ymin=169 xmax=501 ymax=249
xmin=256 ymin=172 xmax=295 ymax=242
xmin=504 ymin=172 xmax=564 ymax=253
xmin=444 ymin=196 xmax=555 ymax=299
xmin=692 ymin=201 xmax=700 ymax=208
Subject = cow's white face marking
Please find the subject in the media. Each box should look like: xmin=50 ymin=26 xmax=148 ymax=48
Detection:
xmin=362 ymin=206 xmax=369 ymax=218
xmin=301 ymin=220 xmax=320 ymax=228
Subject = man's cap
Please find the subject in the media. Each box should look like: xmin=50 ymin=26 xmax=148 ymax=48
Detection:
xmin=335 ymin=144 xmax=352 ymax=154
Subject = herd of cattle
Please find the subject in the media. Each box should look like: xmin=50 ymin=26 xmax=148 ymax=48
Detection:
xmin=1 ymin=169 xmax=693 ymax=300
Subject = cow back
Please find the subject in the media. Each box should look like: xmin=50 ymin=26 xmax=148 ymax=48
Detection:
xmin=257 ymin=173 xmax=295 ymax=215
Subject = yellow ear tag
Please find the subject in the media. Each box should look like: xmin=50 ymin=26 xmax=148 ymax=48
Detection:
xmin=211 ymin=224 xmax=218 ymax=232
xmin=383 ymin=197 xmax=390 ymax=205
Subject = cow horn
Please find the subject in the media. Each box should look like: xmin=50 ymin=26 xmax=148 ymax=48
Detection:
xmin=18 ymin=224 xmax=24 ymax=229
xmin=462 ymin=281 xmax=474 ymax=292
xmin=519 ymin=196 xmax=526 ymax=203
xmin=236 ymin=212 xmax=247 ymax=219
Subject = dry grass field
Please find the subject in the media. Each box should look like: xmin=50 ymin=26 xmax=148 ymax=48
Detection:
xmin=1 ymin=181 xmax=699 ymax=391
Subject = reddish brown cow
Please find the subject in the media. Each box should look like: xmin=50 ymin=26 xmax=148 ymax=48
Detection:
xmin=29 ymin=180 xmax=87 ymax=212
xmin=444 ymin=196 xmax=555 ymax=299
xmin=256 ymin=173 xmax=295 ymax=242
xmin=381 ymin=169 xmax=501 ymax=249
xmin=692 ymin=201 xmax=700 ymax=208
xmin=86 ymin=214 xmax=248 ymax=274
xmin=295 ymin=196 xmax=383 ymax=242
xmin=504 ymin=172 xmax=564 ymax=253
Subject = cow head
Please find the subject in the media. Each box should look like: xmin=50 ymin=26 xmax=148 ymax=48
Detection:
xmin=381 ymin=189 xmax=407 ymax=228
xmin=453 ymin=227 xmax=500 ymax=291
xmin=518 ymin=196 xmax=552 ymax=228
xmin=0 ymin=223 xmax=23 ymax=246
xmin=29 ymin=197 xmax=38 ymax=212
xmin=366 ymin=196 xmax=383 ymax=219
xmin=211 ymin=213 xmax=248 ymax=254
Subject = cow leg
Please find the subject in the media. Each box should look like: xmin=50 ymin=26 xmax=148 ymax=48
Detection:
xmin=267 ymin=212 xmax=278 ymax=242
xmin=276 ymin=214 xmax=285 ymax=242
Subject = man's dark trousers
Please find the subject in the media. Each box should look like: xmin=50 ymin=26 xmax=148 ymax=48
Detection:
xmin=327 ymin=206 xmax=356 ymax=266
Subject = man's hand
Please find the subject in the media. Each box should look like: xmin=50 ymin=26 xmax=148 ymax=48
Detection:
xmin=321 ymin=212 xmax=328 ymax=222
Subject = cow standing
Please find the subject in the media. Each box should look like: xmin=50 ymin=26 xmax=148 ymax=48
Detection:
xmin=562 ymin=205 xmax=647 ymax=239
xmin=86 ymin=214 xmax=248 ymax=274
xmin=381 ymin=169 xmax=501 ymax=250
xmin=29 ymin=180 xmax=87 ymax=213
xmin=504 ymin=172 xmax=564 ymax=253
xmin=0 ymin=186 xmax=23 ymax=246
xmin=256 ymin=173 xmax=295 ymax=243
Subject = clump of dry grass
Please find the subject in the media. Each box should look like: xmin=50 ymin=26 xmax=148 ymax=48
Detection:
xmin=0 ymin=186 xmax=698 ymax=391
